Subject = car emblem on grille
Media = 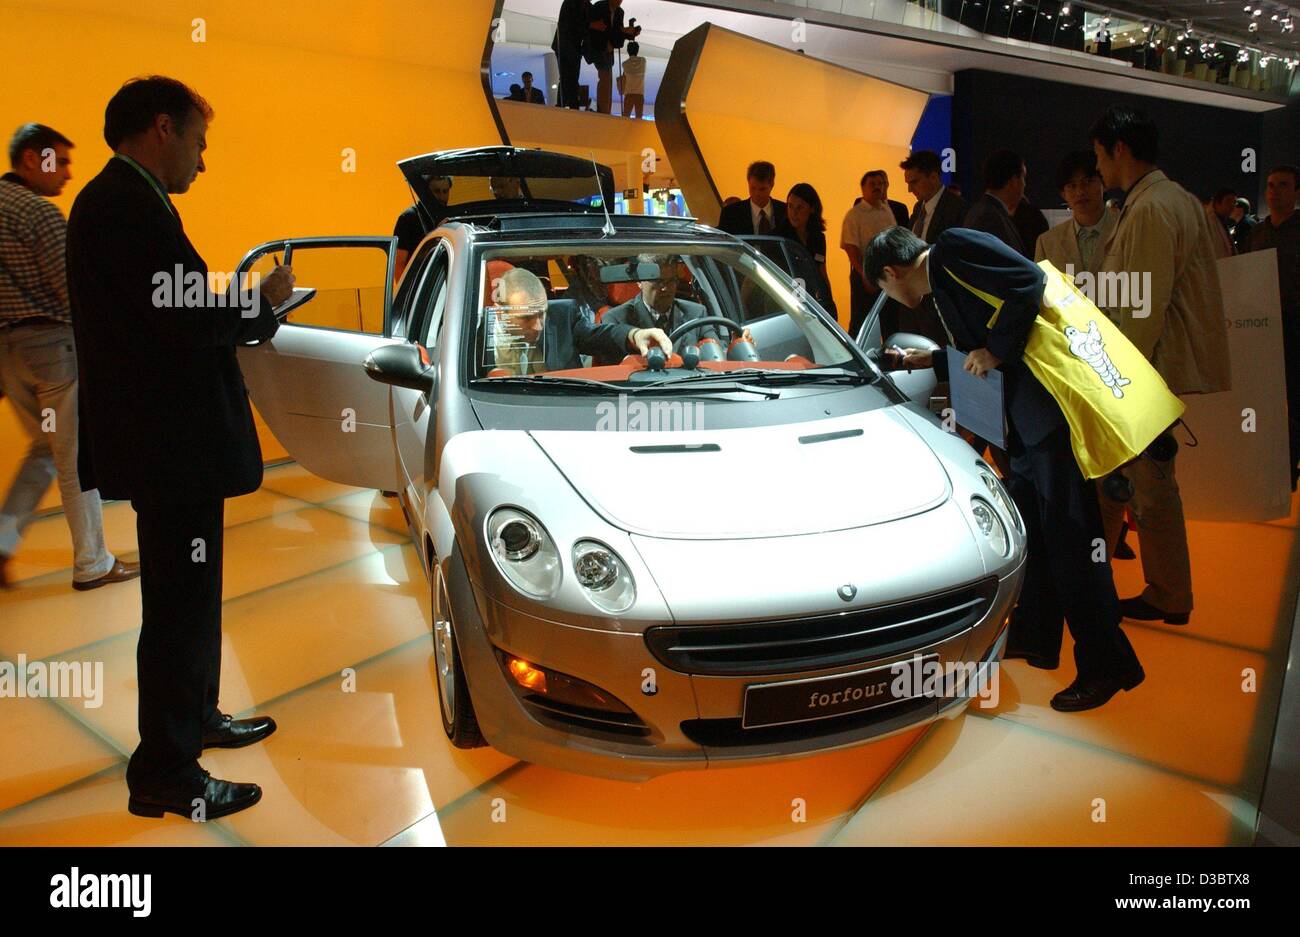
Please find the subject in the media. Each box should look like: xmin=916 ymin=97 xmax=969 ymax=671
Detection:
xmin=837 ymin=583 xmax=856 ymax=602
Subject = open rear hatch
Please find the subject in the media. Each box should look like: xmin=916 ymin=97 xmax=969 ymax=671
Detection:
xmin=397 ymin=146 xmax=616 ymax=228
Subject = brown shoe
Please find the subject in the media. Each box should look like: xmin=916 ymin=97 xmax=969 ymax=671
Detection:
xmin=72 ymin=559 xmax=141 ymax=591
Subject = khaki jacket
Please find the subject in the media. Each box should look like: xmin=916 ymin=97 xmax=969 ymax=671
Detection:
xmin=1098 ymin=169 xmax=1231 ymax=395
xmin=1034 ymin=206 xmax=1117 ymax=276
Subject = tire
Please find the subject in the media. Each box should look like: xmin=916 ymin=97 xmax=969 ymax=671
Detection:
xmin=432 ymin=562 xmax=484 ymax=748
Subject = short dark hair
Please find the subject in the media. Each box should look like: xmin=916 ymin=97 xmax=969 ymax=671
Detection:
xmin=1089 ymin=105 xmax=1159 ymax=164
xmin=863 ymin=225 xmax=926 ymax=285
xmin=1212 ymin=187 xmax=1236 ymax=202
xmin=627 ymin=41 xmax=640 ymax=56
xmin=900 ymin=150 xmax=942 ymax=176
xmin=522 ymin=71 xmax=533 ymax=80
xmin=104 ymin=76 xmax=213 ymax=149
xmin=8 ymin=123 xmax=73 ymax=168
xmin=983 ymin=149 xmax=1025 ymax=190
xmin=1235 ymin=197 xmax=1252 ymax=211
xmin=860 ymin=169 xmax=888 ymax=186
xmin=746 ymin=160 xmax=775 ymax=183
xmin=1267 ymin=164 xmax=1299 ymax=186
xmin=1055 ymin=149 xmax=1099 ymax=191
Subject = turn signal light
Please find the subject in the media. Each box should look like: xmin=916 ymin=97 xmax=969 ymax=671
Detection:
xmin=507 ymin=657 xmax=547 ymax=693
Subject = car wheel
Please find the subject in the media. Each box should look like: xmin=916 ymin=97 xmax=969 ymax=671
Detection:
xmin=432 ymin=561 xmax=484 ymax=748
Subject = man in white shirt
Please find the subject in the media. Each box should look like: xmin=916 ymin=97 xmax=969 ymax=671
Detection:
xmin=620 ymin=41 xmax=646 ymax=119
xmin=841 ymin=170 xmax=899 ymax=335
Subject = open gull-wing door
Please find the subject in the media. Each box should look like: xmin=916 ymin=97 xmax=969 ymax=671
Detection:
xmin=236 ymin=236 xmax=403 ymax=490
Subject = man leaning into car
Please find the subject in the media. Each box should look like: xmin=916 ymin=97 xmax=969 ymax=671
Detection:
xmin=487 ymin=267 xmax=670 ymax=374
xmin=66 ymin=76 xmax=296 ymax=820
xmin=864 ymin=225 xmax=1144 ymax=712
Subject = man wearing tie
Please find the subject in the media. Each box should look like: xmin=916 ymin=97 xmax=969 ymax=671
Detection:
xmin=66 ymin=77 xmax=295 ymax=819
xmin=1034 ymin=150 xmax=1116 ymax=278
xmin=717 ymin=161 xmax=787 ymax=236
xmin=901 ymin=150 xmax=966 ymax=244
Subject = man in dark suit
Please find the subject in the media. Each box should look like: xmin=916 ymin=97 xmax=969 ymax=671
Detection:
xmin=66 ymin=77 xmax=295 ymax=820
xmin=901 ymin=149 xmax=966 ymax=244
xmin=485 ymin=267 xmax=669 ymax=373
xmin=553 ymin=0 xmax=594 ymax=109
xmin=964 ymin=149 xmax=1029 ymax=256
xmin=599 ymin=255 xmax=732 ymax=363
xmin=864 ymin=226 xmax=1144 ymax=712
xmin=717 ymin=161 xmax=787 ymax=236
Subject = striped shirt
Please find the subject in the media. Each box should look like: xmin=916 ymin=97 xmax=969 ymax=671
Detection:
xmin=0 ymin=173 xmax=70 ymax=326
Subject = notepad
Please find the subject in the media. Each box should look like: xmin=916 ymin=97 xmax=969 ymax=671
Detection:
xmin=946 ymin=347 xmax=1006 ymax=450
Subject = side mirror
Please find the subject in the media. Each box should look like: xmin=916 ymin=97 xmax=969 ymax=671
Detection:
xmin=364 ymin=343 xmax=435 ymax=393
xmin=883 ymin=331 xmax=940 ymax=406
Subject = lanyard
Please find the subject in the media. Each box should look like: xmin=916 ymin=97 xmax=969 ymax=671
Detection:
xmin=114 ymin=154 xmax=175 ymax=217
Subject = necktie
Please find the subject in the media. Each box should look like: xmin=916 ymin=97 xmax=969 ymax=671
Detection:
xmin=1078 ymin=228 xmax=1098 ymax=271
xmin=912 ymin=202 xmax=927 ymax=237
xmin=758 ymin=208 xmax=772 ymax=235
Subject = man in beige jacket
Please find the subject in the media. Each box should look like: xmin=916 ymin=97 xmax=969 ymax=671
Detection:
xmin=1090 ymin=105 xmax=1231 ymax=627
xmin=1035 ymin=149 xmax=1117 ymax=279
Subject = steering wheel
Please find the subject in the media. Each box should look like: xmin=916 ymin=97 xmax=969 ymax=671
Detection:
xmin=667 ymin=315 xmax=748 ymax=346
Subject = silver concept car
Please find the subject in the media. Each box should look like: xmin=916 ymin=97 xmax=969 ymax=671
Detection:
xmin=237 ymin=147 xmax=1026 ymax=780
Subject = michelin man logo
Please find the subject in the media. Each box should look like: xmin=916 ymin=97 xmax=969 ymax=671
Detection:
xmin=1064 ymin=320 xmax=1130 ymax=398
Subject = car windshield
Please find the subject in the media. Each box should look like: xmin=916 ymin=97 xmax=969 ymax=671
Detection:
xmin=467 ymin=243 xmax=871 ymax=392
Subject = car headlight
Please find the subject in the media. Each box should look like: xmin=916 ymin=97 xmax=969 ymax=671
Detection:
xmin=487 ymin=508 xmax=561 ymax=598
xmin=572 ymin=539 xmax=636 ymax=614
xmin=979 ymin=469 xmax=1023 ymax=533
xmin=970 ymin=497 xmax=1010 ymax=557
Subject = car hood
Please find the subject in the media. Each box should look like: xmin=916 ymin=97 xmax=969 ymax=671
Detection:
xmin=529 ymin=407 xmax=949 ymax=539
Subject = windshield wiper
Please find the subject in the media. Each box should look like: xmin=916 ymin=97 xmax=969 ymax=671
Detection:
xmin=471 ymin=375 xmax=622 ymax=393
xmin=633 ymin=367 xmax=870 ymax=390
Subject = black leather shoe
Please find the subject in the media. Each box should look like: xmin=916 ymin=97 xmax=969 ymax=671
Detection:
xmin=202 ymin=713 xmax=277 ymax=750
xmin=1002 ymin=646 xmax=1059 ymax=669
xmin=1050 ymin=668 xmax=1145 ymax=712
xmin=1120 ymin=596 xmax=1189 ymax=625
xmin=128 ymin=770 xmax=261 ymax=820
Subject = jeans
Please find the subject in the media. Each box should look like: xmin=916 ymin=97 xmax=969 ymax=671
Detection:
xmin=0 ymin=321 xmax=114 ymax=580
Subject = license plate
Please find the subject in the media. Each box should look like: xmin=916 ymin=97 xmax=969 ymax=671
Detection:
xmin=742 ymin=655 xmax=939 ymax=729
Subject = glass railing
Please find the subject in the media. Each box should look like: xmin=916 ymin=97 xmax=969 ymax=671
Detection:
xmin=764 ymin=0 xmax=1299 ymax=96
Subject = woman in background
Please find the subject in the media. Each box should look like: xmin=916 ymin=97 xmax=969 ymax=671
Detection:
xmin=779 ymin=182 xmax=837 ymax=320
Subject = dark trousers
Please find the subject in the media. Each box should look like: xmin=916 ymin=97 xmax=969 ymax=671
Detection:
xmin=126 ymin=498 xmax=225 ymax=793
xmin=1003 ymin=424 xmax=1142 ymax=682
xmin=556 ymin=36 xmax=582 ymax=108
xmin=848 ymin=272 xmax=871 ymax=339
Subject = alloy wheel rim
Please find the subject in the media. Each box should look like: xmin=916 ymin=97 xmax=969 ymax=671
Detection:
xmin=433 ymin=569 xmax=456 ymax=725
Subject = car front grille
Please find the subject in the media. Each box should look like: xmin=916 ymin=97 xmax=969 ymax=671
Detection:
xmin=644 ymin=578 xmax=998 ymax=677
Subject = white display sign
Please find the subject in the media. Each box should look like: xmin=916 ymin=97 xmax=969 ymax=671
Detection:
xmin=1177 ymin=249 xmax=1290 ymax=522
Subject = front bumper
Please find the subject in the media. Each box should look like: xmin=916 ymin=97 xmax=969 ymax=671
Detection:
xmin=447 ymin=548 xmax=1026 ymax=782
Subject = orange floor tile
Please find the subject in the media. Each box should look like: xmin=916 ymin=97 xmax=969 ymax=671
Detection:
xmin=0 ymin=461 xmax=1293 ymax=846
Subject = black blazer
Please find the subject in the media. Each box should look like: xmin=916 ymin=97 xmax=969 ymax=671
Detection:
xmin=888 ymin=199 xmax=910 ymax=228
xmin=717 ymin=198 xmax=787 ymax=236
xmin=964 ymin=193 xmax=1026 ymax=257
xmin=66 ymin=157 xmax=280 ymax=503
xmin=911 ymin=187 xmax=967 ymax=244
xmin=927 ymin=228 xmax=1064 ymax=447
xmin=600 ymin=295 xmax=718 ymax=363
xmin=484 ymin=299 xmax=633 ymax=371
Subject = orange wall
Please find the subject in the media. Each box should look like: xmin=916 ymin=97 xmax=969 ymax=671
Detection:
xmin=672 ymin=27 xmax=928 ymax=326
xmin=0 ymin=0 xmax=503 ymax=510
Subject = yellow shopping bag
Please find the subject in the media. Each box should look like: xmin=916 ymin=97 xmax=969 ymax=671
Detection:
xmin=946 ymin=260 xmax=1184 ymax=478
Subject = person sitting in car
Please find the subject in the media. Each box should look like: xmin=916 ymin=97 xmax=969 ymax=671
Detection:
xmin=485 ymin=267 xmax=670 ymax=375
xmin=599 ymin=255 xmax=751 ymax=364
